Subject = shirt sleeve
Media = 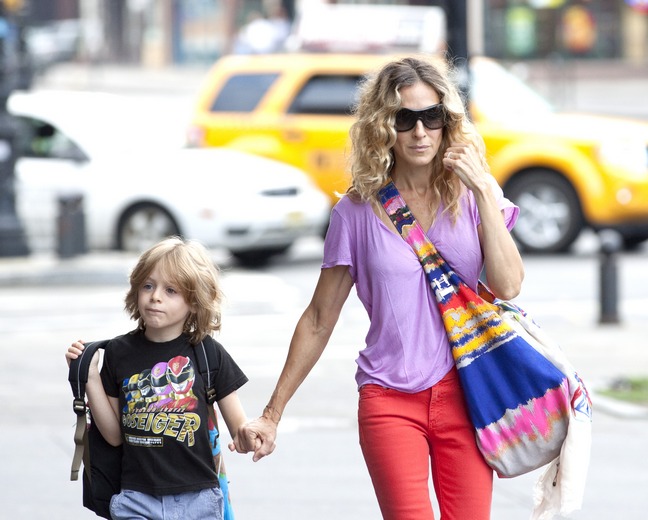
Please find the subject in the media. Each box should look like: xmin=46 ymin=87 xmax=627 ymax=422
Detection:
xmin=100 ymin=340 xmax=119 ymax=398
xmin=322 ymin=199 xmax=354 ymax=270
xmin=475 ymin=175 xmax=519 ymax=231
xmin=212 ymin=340 xmax=248 ymax=402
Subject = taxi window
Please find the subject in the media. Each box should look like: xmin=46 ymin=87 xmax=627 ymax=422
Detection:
xmin=210 ymin=73 xmax=279 ymax=112
xmin=288 ymin=75 xmax=362 ymax=115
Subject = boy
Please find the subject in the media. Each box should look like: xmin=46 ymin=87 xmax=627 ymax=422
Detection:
xmin=66 ymin=237 xmax=248 ymax=520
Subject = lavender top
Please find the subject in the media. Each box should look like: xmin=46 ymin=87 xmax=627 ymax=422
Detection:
xmin=322 ymin=179 xmax=519 ymax=393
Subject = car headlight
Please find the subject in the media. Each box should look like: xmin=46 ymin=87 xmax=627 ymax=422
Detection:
xmin=597 ymin=139 xmax=648 ymax=177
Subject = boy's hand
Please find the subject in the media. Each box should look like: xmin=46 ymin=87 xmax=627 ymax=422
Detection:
xmin=65 ymin=340 xmax=85 ymax=366
xmin=65 ymin=340 xmax=100 ymax=377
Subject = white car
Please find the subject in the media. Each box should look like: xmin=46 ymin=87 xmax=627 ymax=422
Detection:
xmin=9 ymin=91 xmax=331 ymax=265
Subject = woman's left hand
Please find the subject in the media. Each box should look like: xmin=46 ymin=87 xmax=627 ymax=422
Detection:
xmin=442 ymin=142 xmax=489 ymax=194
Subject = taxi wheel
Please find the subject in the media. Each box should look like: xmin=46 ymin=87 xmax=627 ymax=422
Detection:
xmin=505 ymin=170 xmax=583 ymax=254
xmin=117 ymin=203 xmax=180 ymax=253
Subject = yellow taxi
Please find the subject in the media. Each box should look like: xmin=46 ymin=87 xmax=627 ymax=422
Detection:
xmin=188 ymin=53 xmax=648 ymax=253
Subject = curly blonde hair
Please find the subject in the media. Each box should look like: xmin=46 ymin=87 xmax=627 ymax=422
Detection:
xmin=348 ymin=55 xmax=488 ymax=223
xmin=124 ymin=237 xmax=223 ymax=344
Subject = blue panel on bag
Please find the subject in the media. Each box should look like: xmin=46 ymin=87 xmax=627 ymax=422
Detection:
xmin=458 ymin=337 xmax=566 ymax=429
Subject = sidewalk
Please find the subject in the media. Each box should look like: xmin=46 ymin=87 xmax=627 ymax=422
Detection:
xmin=31 ymin=61 xmax=210 ymax=97
xmin=0 ymin=251 xmax=137 ymax=287
xmin=520 ymin=58 xmax=648 ymax=119
xmin=0 ymin=248 xmax=231 ymax=287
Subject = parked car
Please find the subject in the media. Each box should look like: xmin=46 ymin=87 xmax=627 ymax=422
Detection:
xmin=9 ymin=91 xmax=331 ymax=265
xmin=188 ymin=53 xmax=648 ymax=253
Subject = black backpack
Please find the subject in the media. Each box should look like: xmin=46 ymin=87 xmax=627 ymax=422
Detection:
xmin=68 ymin=337 xmax=231 ymax=519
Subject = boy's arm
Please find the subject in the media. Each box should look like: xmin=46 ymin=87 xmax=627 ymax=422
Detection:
xmin=66 ymin=341 xmax=122 ymax=446
xmin=86 ymin=373 xmax=122 ymax=446
xmin=216 ymin=391 xmax=247 ymax=441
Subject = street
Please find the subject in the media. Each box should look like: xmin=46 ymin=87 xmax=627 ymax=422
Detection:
xmin=0 ymin=6 xmax=646 ymax=517
xmin=1 ymin=237 xmax=647 ymax=519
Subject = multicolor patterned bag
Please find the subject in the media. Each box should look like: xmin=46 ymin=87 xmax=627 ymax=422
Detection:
xmin=379 ymin=180 xmax=592 ymax=485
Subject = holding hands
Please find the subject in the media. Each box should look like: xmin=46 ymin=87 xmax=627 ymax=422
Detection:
xmin=229 ymin=408 xmax=280 ymax=462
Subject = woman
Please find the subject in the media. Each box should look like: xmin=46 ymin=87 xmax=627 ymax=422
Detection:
xmin=231 ymin=55 xmax=525 ymax=519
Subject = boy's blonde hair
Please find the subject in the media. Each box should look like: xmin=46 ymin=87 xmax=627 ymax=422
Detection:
xmin=124 ymin=237 xmax=223 ymax=344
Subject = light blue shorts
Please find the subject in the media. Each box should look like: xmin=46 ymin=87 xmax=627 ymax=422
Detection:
xmin=109 ymin=487 xmax=223 ymax=520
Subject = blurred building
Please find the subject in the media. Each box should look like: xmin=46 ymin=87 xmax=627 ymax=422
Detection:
xmin=483 ymin=0 xmax=648 ymax=63
xmin=16 ymin=0 xmax=648 ymax=66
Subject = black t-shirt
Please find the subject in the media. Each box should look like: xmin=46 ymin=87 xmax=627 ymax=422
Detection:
xmin=100 ymin=330 xmax=248 ymax=496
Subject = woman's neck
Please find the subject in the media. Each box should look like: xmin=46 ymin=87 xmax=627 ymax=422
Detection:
xmin=391 ymin=169 xmax=432 ymax=197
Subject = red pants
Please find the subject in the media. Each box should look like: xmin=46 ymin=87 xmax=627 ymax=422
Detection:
xmin=358 ymin=367 xmax=493 ymax=520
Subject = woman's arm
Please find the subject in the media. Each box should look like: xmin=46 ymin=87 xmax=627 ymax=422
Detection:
xmin=475 ymin=194 xmax=525 ymax=301
xmin=230 ymin=265 xmax=354 ymax=461
xmin=66 ymin=341 xmax=122 ymax=446
xmin=444 ymin=142 xmax=524 ymax=300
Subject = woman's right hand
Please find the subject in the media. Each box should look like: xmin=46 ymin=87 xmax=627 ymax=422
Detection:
xmin=230 ymin=417 xmax=278 ymax=462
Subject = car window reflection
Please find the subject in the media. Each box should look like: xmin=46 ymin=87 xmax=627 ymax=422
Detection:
xmin=288 ymin=75 xmax=362 ymax=115
xmin=210 ymin=73 xmax=279 ymax=112
xmin=16 ymin=116 xmax=88 ymax=161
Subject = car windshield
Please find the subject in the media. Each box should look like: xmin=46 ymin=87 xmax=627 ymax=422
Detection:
xmin=469 ymin=58 xmax=554 ymax=121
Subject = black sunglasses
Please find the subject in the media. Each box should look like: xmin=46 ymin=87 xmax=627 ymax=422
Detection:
xmin=394 ymin=104 xmax=445 ymax=132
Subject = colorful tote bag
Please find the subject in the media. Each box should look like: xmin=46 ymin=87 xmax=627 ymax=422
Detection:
xmin=379 ymin=180 xmax=592 ymax=517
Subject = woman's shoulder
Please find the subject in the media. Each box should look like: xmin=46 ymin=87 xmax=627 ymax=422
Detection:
xmin=332 ymin=193 xmax=372 ymax=216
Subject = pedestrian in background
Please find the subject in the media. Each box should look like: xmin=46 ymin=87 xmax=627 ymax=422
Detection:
xmin=65 ymin=237 xmax=249 ymax=520
xmin=230 ymin=55 xmax=525 ymax=519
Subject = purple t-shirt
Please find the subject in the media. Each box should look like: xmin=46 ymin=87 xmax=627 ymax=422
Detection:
xmin=322 ymin=180 xmax=518 ymax=393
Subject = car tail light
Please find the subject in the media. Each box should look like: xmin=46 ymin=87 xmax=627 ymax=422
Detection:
xmin=186 ymin=125 xmax=206 ymax=147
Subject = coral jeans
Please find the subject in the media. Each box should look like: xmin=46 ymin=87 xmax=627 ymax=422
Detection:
xmin=358 ymin=367 xmax=493 ymax=520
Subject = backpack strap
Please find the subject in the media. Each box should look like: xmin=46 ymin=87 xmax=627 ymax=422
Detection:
xmin=68 ymin=340 xmax=110 ymax=481
xmin=193 ymin=337 xmax=227 ymax=477
xmin=194 ymin=337 xmax=219 ymax=406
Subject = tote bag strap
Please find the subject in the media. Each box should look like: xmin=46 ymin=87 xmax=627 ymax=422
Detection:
xmin=378 ymin=178 xmax=485 ymax=301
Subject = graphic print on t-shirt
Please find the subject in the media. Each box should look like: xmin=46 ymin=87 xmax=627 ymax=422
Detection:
xmin=121 ymin=355 xmax=201 ymax=447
